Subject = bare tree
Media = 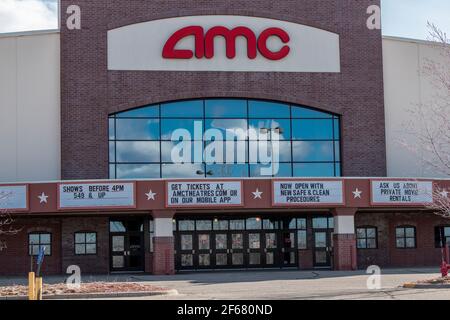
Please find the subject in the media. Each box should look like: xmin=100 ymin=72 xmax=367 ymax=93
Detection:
xmin=0 ymin=191 xmax=20 ymax=251
xmin=401 ymin=23 xmax=450 ymax=219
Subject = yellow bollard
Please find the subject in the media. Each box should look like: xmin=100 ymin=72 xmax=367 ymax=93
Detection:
xmin=28 ymin=272 xmax=36 ymax=300
xmin=35 ymin=277 xmax=43 ymax=300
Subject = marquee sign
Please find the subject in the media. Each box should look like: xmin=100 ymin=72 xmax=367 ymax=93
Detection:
xmin=273 ymin=180 xmax=344 ymax=206
xmin=108 ymin=15 xmax=340 ymax=72
xmin=371 ymin=180 xmax=434 ymax=205
xmin=58 ymin=182 xmax=135 ymax=209
xmin=0 ymin=185 xmax=28 ymax=211
xmin=166 ymin=181 xmax=243 ymax=207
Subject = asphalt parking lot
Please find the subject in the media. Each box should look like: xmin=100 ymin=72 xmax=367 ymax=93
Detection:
xmin=1 ymin=267 xmax=448 ymax=300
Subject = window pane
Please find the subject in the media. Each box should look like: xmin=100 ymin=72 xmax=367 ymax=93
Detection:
xmin=161 ymin=100 xmax=203 ymax=118
xmin=232 ymin=234 xmax=244 ymax=249
xmin=116 ymin=141 xmax=160 ymax=162
xmin=205 ymin=119 xmax=248 ymax=140
xmin=29 ymin=234 xmax=40 ymax=244
xmin=292 ymin=141 xmax=334 ymax=162
xmin=32 ymin=245 xmax=40 ymax=255
xmin=75 ymin=244 xmax=86 ymax=255
xmin=313 ymin=218 xmax=328 ymax=229
xmin=248 ymin=119 xmax=291 ymax=140
xmin=334 ymin=119 xmax=340 ymax=139
xmin=179 ymin=220 xmax=195 ymax=231
xmin=293 ymin=163 xmax=335 ymax=177
xmin=248 ymin=141 xmax=291 ymax=162
xmin=206 ymin=163 xmax=249 ymax=177
xmin=248 ymin=100 xmax=290 ymax=118
xmin=109 ymin=141 xmax=116 ymax=163
xmin=396 ymin=228 xmax=405 ymax=237
xmin=406 ymin=238 xmax=415 ymax=248
xmin=161 ymin=119 xmax=202 ymax=140
xmin=230 ymin=220 xmax=245 ymax=230
xmin=205 ymin=99 xmax=247 ymax=118
xmin=250 ymin=163 xmax=292 ymax=177
xmin=298 ymin=230 xmax=307 ymax=249
xmin=291 ymin=107 xmax=332 ymax=118
xmin=249 ymin=233 xmax=261 ymax=249
xmin=43 ymin=245 xmax=51 ymax=256
xmin=109 ymin=118 xmax=115 ymax=140
xmin=162 ymin=163 xmax=204 ymax=178
xmin=263 ymin=219 xmax=278 ymax=230
xmin=205 ymin=140 xmax=248 ymax=164
xmin=357 ymin=239 xmax=367 ymax=249
xmin=292 ymin=119 xmax=333 ymax=140
xmin=405 ymin=228 xmax=415 ymax=238
xmin=75 ymin=233 xmax=85 ymax=244
xmin=396 ymin=238 xmax=405 ymax=248
xmin=116 ymin=164 xmax=160 ymax=179
xmin=198 ymin=234 xmax=210 ymax=250
xmin=356 ymin=228 xmax=366 ymax=239
xmin=86 ymin=233 xmax=96 ymax=243
xmin=246 ymin=218 xmax=262 ymax=230
xmin=110 ymin=221 xmax=126 ymax=232
xmin=116 ymin=119 xmax=160 ymax=140
xmin=366 ymin=228 xmax=376 ymax=238
xmin=297 ymin=218 xmax=307 ymax=230
xmin=215 ymin=234 xmax=227 ymax=249
xmin=116 ymin=105 xmax=159 ymax=118
xmin=181 ymin=235 xmax=193 ymax=250
xmin=86 ymin=244 xmax=96 ymax=254
xmin=196 ymin=220 xmax=212 ymax=231
xmin=161 ymin=141 xmax=203 ymax=163
xmin=40 ymin=234 xmax=51 ymax=244
xmin=213 ymin=220 xmax=228 ymax=230
xmin=109 ymin=164 xmax=116 ymax=179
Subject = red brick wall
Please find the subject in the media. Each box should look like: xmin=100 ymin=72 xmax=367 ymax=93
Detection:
xmin=356 ymin=212 xmax=448 ymax=268
xmin=298 ymin=250 xmax=313 ymax=269
xmin=0 ymin=218 xmax=62 ymax=276
xmin=60 ymin=0 xmax=386 ymax=179
xmin=61 ymin=217 xmax=109 ymax=274
xmin=153 ymin=237 xmax=175 ymax=275
xmin=333 ymin=234 xmax=357 ymax=270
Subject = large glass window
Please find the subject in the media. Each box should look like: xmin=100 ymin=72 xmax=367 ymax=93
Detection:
xmin=109 ymin=99 xmax=341 ymax=178
xmin=396 ymin=226 xmax=416 ymax=249
xmin=28 ymin=233 xmax=52 ymax=256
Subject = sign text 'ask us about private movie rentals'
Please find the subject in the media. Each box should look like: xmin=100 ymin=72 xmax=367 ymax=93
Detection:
xmin=371 ymin=180 xmax=433 ymax=205
xmin=167 ymin=181 xmax=243 ymax=207
xmin=273 ymin=180 xmax=344 ymax=205
xmin=58 ymin=182 xmax=135 ymax=209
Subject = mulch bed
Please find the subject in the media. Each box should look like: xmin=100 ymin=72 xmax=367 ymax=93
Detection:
xmin=415 ymin=276 xmax=450 ymax=285
xmin=0 ymin=282 xmax=167 ymax=297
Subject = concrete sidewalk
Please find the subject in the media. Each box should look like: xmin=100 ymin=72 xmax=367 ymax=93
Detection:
xmin=0 ymin=268 xmax=447 ymax=300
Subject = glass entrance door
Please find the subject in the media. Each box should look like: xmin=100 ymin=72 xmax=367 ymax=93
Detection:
xmin=110 ymin=219 xmax=144 ymax=272
xmin=281 ymin=231 xmax=297 ymax=267
xmin=312 ymin=217 xmax=334 ymax=268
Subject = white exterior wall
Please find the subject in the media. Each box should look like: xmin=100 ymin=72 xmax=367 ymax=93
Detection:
xmin=382 ymin=37 xmax=447 ymax=178
xmin=0 ymin=31 xmax=60 ymax=182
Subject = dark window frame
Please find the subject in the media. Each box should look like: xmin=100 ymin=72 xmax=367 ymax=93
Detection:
xmin=395 ymin=226 xmax=417 ymax=249
xmin=74 ymin=231 xmax=98 ymax=256
xmin=434 ymin=225 xmax=450 ymax=248
xmin=28 ymin=232 xmax=52 ymax=256
xmin=356 ymin=226 xmax=378 ymax=249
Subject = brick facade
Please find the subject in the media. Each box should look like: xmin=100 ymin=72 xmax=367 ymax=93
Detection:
xmin=152 ymin=237 xmax=175 ymax=275
xmin=61 ymin=217 xmax=109 ymax=274
xmin=60 ymin=0 xmax=386 ymax=180
xmin=333 ymin=234 xmax=357 ymax=271
xmin=355 ymin=212 xmax=448 ymax=268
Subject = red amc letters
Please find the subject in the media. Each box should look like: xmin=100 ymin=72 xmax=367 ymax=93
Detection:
xmin=162 ymin=26 xmax=291 ymax=60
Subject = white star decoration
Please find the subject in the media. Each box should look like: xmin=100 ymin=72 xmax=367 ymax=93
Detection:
xmin=252 ymin=189 xmax=263 ymax=199
xmin=352 ymin=188 xmax=363 ymax=199
xmin=440 ymin=190 xmax=449 ymax=198
xmin=38 ymin=192 xmax=49 ymax=204
xmin=145 ymin=190 xmax=157 ymax=201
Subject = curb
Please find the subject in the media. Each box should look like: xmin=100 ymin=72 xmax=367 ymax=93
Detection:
xmin=403 ymin=283 xmax=450 ymax=289
xmin=0 ymin=289 xmax=178 ymax=300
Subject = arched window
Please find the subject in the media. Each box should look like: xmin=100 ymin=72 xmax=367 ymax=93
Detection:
xmin=108 ymin=99 xmax=341 ymax=179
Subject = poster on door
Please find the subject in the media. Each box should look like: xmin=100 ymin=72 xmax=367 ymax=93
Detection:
xmin=273 ymin=180 xmax=344 ymax=205
xmin=166 ymin=181 xmax=243 ymax=207
xmin=0 ymin=185 xmax=28 ymax=210
xmin=371 ymin=180 xmax=433 ymax=205
xmin=58 ymin=182 xmax=135 ymax=209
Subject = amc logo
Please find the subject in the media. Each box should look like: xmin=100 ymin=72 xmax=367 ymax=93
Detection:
xmin=162 ymin=26 xmax=291 ymax=61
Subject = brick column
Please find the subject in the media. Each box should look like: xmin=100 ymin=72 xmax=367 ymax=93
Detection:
xmin=332 ymin=208 xmax=358 ymax=271
xmin=152 ymin=210 xmax=175 ymax=275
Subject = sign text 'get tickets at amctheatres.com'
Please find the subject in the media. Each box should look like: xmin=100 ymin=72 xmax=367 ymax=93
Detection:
xmin=167 ymin=181 xmax=243 ymax=207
